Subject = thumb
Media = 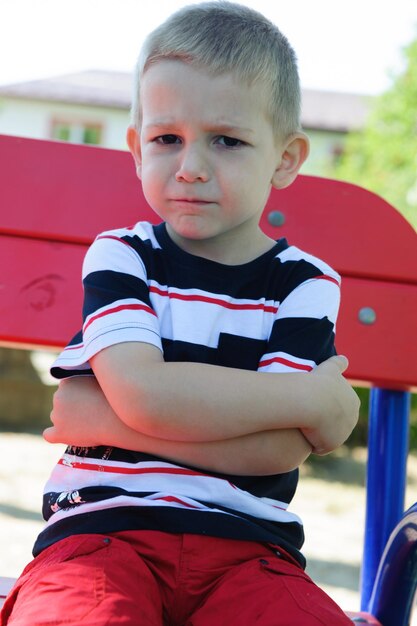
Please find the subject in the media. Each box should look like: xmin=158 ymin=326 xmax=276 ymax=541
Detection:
xmin=328 ymin=355 xmax=349 ymax=373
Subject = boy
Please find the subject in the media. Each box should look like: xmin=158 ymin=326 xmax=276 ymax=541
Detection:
xmin=1 ymin=2 xmax=359 ymax=624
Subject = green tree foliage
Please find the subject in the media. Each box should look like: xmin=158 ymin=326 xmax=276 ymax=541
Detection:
xmin=333 ymin=35 xmax=417 ymax=449
xmin=334 ymin=35 xmax=417 ymax=229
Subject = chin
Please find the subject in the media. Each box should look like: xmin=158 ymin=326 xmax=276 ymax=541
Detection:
xmin=177 ymin=230 xmax=213 ymax=242
xmin=171 ymin=222 xmax=217 ymax=241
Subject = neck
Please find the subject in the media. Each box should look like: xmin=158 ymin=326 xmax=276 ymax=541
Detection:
xmin=166 ymin=224 xmax=276 ymax=265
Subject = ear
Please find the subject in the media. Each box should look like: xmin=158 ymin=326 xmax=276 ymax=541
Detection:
xmin=126 ymin=125 xmax=142 ymax=179
xmin=271 ymin=132 xmax=310 ymax=190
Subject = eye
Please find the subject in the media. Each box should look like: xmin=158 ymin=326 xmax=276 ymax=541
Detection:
xmin=215 ymin=135 xmax=245 ymax=148
xmin=154 ymin=134 xmax=180 ymax=145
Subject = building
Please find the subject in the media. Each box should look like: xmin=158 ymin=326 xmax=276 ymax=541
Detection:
xmin=0 ymin=70 xmax=371 ymax=176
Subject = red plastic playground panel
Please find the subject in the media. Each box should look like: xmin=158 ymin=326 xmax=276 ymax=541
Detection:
xmin=1 ymin=134 xmax=415 ymax=285
xmin=0 ymin=134 xmax=416 ymax=390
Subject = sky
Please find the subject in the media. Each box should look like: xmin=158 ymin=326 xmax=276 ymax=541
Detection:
xmin=1 ymin=0 xmax=417 ymax=95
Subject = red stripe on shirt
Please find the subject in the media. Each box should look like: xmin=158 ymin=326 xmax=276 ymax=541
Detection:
xmin=258 ymin=356 xmax=313 ymax=372
xmin=314 ymin=275 xmax=340 ymax=286
xmin=157 ymin=495 xmax=200 ymax=509
xmin=83 ymin=303 xmax=156 ymax=333
xmin=150 ymin=286 xmax=278 ymax=313
xmin=58 ymin=459 xmax=209 ymax=477
xmin=96 ymin=234 xmax=134 ymax=246
xmin=63 ymin=343 xmax=84 ymax=352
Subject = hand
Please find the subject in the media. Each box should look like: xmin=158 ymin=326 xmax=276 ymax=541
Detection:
xmin=44 ymin=376 xmax=110 ymax=446
xmin=301 ymin=355 xmax=360 ymax=455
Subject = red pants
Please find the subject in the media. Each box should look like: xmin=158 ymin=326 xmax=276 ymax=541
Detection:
xmin=1 ymin=531 xmax=352 ymax=625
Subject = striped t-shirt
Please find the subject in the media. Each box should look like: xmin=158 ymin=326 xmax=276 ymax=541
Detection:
xmin=34 ymin=221 xmax=341 ymax=566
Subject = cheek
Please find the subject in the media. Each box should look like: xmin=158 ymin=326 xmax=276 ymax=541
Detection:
xmin=217 ymin=166 xmax=243 ymax=196
xmin=139 ymin=170 xmax=162 ymax=212
xmin=141 ymin=162 xmax=163 ymax=191
xmin=233 ymin=175 xmax=272 ymax=214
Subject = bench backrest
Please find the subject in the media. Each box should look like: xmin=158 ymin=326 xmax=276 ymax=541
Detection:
xmin=0 ymin=133 xmax=416 ymax=391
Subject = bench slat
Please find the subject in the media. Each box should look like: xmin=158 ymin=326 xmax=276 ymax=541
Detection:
xmin=1 ymin=135 xmax=416 ymax=284
xmin=0 ymin=235 xmax=84 ymax=349
xmin=1 ymin=234 xmax=416 ymax=388
xmin=0 ymin=576 xmax=15 ymax=608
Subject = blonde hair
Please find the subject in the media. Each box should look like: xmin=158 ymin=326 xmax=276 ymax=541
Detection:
xmin=131 ymin=1 xmax=301 ymax=138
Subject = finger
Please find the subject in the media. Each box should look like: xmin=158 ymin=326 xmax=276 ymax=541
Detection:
xmin=327 ymin=355 xmax=349 ymax=373
xmin=312 ymin=447 xmax=330 ymax=456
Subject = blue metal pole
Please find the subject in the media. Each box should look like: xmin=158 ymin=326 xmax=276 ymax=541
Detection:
xmin=360 ymin=388 xmax=411 ymax=611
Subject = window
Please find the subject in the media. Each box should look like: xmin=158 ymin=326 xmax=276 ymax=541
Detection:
xmin=50 ymin=119 xmax=103 ymax=145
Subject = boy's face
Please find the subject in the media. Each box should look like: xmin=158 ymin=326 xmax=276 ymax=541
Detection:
xmin=128 ymin=60 xmax=307 ymax=262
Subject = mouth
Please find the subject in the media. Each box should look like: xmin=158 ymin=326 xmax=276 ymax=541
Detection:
xmin=171 ymin=198 xmax=213 ymax=204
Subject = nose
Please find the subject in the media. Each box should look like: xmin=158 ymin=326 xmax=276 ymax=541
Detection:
xmin=175 ymin=144 xmax=210 ymax=183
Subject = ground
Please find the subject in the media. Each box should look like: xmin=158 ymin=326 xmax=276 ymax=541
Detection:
xmin=1 ymin=433 xmax=416 ymax=620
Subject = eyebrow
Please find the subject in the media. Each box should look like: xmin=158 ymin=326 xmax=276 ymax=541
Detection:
xmin=143 ymin=121 xmax=255 ymax=136
xmin=210 ymin=124 xmax=255 ymax=136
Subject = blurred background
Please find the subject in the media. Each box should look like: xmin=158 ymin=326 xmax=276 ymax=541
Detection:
xmin=0 ymin=0 xmax=416 ymax=616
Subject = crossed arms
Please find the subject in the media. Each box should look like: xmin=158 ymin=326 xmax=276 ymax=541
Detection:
xmin=44 ymin=232 xmax=360 ymax=476
xmin=45 ymin=342 xmax=359 ymax=476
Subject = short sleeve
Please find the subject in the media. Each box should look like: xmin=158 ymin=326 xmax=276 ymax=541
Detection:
xmin=51 ymin=231 xmax=162 ymax=379
xmin=258 ymin=250 xmax=341 ymax=374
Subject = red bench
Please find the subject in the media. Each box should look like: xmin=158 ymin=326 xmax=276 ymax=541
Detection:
xmin=1 ymin=134 xmax=416 ymax=625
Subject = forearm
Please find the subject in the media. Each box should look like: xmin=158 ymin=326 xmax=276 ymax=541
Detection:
xmin=164 ymin=429 xmax=312 ymax=475
xmin=91 ymin=343 xmax=325 ymax=443
xmin=46 ymin=377 xmax=311 ymax=475
xmin=98 ymin=418 xmax=311 ymax=475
